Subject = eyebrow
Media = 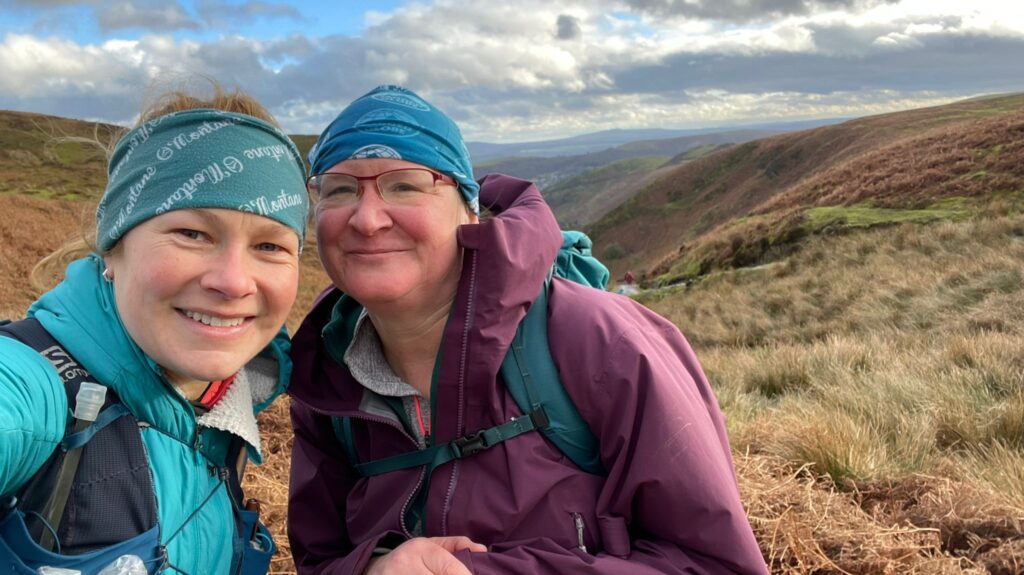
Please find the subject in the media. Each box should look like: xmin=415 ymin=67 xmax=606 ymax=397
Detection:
xmin=185 ymin=209 xmax=297 ymax=238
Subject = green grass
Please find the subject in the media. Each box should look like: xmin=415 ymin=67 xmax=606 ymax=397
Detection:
xmin=50 ymin=140 xmax=105 ymax=165
xmin=665 ymin=143 xmax=726 ymax=166
xmin=805 ymin=203 xmax=969 ymax=230
xmin=651 ymin=200 xmax=975 ymax=287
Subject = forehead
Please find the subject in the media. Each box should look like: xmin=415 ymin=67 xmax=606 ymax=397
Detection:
xmin=144 ymin=208 xmax=298 ymax=237
xmin=326 ymin=158 xmax=428 ymax=175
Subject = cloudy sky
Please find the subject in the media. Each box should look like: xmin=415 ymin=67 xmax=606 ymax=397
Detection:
xmin=1 ymin=0 xmax=1022 ymax=142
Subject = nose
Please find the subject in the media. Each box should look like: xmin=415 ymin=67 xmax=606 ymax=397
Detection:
xmin=346 ymin=181 xmax=393 ymax=236
xmin=199 ymin=244 xmax=258 ymax=299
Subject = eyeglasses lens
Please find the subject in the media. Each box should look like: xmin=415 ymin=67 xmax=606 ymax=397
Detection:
xmin=312 ymin=169 xmax=440 ymax=205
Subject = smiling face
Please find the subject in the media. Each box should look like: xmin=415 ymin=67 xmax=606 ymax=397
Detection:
xmin=103 ymin=208 xmax=300 ymax=388
xmin=314 ymin=158 xmax=476 ymax=314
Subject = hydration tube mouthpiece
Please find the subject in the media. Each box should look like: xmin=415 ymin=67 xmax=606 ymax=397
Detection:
xmin=74 ymin=382 xmax=107 ymax=422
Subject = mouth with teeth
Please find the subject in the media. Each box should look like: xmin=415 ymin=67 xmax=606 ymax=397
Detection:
xmin=182 ymin=310 xmax=249 ymax=328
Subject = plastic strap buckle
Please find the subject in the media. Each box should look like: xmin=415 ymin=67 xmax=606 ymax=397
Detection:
xmin=528 ymin=407 xmax=550 ymax=429
xmin=449 ymin=431 xmax=490 ymax=459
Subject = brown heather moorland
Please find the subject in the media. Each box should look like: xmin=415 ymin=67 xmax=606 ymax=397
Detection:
xmin=2 ymin=97 xmax=1023 ymax=573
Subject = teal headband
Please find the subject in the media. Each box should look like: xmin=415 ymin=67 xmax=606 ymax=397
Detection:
xmin=96 ymin=108 xmax=309 ymax=252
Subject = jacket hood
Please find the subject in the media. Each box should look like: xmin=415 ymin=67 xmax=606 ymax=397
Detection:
xmin=28 ymin=254 xmax=291 ymax=455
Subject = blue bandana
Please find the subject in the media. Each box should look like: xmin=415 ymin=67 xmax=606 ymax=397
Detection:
xmin=307 ymin=85 xmax=480 ymax=214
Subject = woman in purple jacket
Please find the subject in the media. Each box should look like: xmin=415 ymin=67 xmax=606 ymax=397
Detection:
xmin=287 ymin=85 xmax=767 ymax=575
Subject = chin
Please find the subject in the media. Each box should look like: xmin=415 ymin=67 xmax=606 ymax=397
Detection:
xmin=168 ymin=353 xmax=253 ymax=383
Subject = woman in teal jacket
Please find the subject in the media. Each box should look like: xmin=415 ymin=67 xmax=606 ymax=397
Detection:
xmin=0 ymin=88 xmax=308 ymax=574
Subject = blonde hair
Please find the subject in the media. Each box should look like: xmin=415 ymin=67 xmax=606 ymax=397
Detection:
xmin=30 ymin=82 xmax=280 ymax=292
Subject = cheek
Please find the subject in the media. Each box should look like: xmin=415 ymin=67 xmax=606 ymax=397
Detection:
xmin=265 ymin=268 xmax=299 ymax=315
xmin=315 ymin=210 xmax=348 ymax=248
xmin=119 ymin=260 xmax=181 ymax=306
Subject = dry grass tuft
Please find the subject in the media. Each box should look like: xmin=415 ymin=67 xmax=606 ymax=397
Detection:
xmin=737 ymin=454 xmax=982 ymax=574
xmin=245 ymin=398 xmax=296 ymax=574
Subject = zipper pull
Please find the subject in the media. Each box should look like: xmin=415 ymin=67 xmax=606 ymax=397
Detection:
xmin=572 ymin=512 xmax=588 ymax=554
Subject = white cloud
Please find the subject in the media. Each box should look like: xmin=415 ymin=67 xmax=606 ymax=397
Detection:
xmin=0 ymin=34 xmax=140 ymax=97
xmin=194 ymin=0 xmax=301 ymax=28
xmin=0 ymin=0 xmax=1022 ymax=141
xmin=447 ymin=88 xmax=967 ymax=141
xmin=95 ymin=1 xmax=199 ymax=32
xmin=873 ymin=32 xmax=918 ymax=48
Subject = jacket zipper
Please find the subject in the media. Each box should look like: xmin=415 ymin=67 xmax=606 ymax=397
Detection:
xmin=442 ymin=248 xmax=478 ymax=536
xmin=572 ymin=512 xmax=588 ymax=554
xmin=290 ymin=396 xmax=424 ymax=538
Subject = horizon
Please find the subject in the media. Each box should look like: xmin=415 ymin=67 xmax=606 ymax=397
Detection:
xmin=0 ymin=104 xmax=857 ymax=146
xmin=1 ymin=1 xmax=1022 ymax=142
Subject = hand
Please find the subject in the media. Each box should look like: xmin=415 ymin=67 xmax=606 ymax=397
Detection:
xmin=364 ymin=536 xmax=486 ymax=575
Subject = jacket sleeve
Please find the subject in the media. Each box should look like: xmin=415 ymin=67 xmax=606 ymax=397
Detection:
xmin=288 ymin=400 xmax=403 ymax=575
xmin=454 ymin=302 xmax=768 ymax=574
xmin=0 ymin=338 xmax=66 ymax=498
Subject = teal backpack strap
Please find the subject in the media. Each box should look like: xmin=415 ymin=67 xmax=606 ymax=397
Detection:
xmin=500 ymin=278 xmax=605 ymax=475
xmin=331 ymin=416 xmax=362 ymax=469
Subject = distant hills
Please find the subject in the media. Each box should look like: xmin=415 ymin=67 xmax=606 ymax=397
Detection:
xmin=470 ymin=121 xmax=842 ymax=219
xmin=473 ymin=128 xmax=779 ymax=191
xmin=467 ymin=119 xmax=842 ymax=161
xmin=585 ymin=93 xmax=1024 ymax=284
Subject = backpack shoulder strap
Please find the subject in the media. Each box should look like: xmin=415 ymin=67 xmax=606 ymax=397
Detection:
xmin=0 ymin=318 xmax=103 ymax=402
xmin=500 ymin=278 xmax=605 ymax=475
xmin=331 ymin=416 xmax=362 ymax=468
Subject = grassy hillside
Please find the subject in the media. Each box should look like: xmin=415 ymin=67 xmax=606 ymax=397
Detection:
xmin=0 ymin=111 xmax=118 ymax=201
xmin=542 ymin=156 xmax=670 ymax=227
xmin=589 ymin=94 xmax=1024 ymax=284
xmin=543 ymin=145 xmax=729 ymax=228
xmin=640 ymin=214 xmax=1024 ymax=572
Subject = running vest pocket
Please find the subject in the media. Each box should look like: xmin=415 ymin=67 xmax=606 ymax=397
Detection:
xmin=0 ymin=506 xmax=164 ymax=575
xmin=234 ymin=509 xmax=275 ymax=575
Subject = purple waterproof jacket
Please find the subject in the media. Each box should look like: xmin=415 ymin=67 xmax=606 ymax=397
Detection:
xmin=287 ymin=174 xmax=768 ymax=574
